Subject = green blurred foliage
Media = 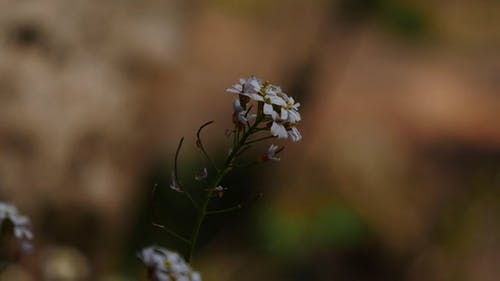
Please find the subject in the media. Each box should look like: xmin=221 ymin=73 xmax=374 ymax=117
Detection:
xmin=257 ymin=204 xmax=370 ymax=258
xmin=336 ymin=0 xmax=429 ymax=37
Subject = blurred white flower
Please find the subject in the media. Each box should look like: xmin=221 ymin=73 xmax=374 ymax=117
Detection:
xmin=0 ymin=203 xmax=33 ymax=240
xmin=138 ymin=246 xmax=202 ymax=281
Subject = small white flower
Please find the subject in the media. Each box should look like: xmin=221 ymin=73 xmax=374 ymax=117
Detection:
xmin=227 ymin=77 xmax=288 ymax=112
xmin=169 ymin=171 xmax=182 ymax=192
xmin=194 ymin=168 xmax=208 ymax=181
xmin=279 ymin=95 xmax=301 ymax=123
xmin=226 ymin=76 xmax=303 ymax=143
xmin=138 ymin=246 xmax=202 ymax=281
xmin=287 ymin=126 xmax=302 ymax=142
xmin=213 ymin=186 xmax=227 ymax=198
xmin=264 ymin=144 xmax=281 ymax=161
xmin=214 ymin=186 xmax=225 ymax=192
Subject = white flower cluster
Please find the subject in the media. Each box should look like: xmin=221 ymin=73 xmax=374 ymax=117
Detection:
xmin=227 ymin=76 xmax=302 ymax=142
xmin=138 ymin=246 xmax=202 ymax=281
xmin=0 ymin=203 xmax=33 ymax=241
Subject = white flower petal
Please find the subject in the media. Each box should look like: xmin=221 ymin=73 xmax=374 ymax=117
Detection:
xmin=288 ymin=127 xmax=302 ymax=142
xmin=268 ymin=95 xmax=286 ymax=106
xmin=280 ymin=107 xmax=288 ymax=120
xmin=248 ymin=93 xmax=264 ymax=101
xmin=288 ymin=110 xmax=301 ymax=123
xmin=271 ymin=122 xmax=288 ymax=139
xmin=263 ymin=103 xmax=275 ymax=116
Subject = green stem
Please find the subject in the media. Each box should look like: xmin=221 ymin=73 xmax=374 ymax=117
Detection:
xmin=152 ymin=223 xmax=191 ymax=245
xmin=187 ymin=118 xmax=262 ymax=262
xmin=184 ymin=189 xmax=200 ymax=210
xmin=206 ymin=204 xmax=243 ymax=215
xmin=245 ymin=135 xmax=276 ymax=145
xmin=187 ymin=167 xmax=230 ymax=261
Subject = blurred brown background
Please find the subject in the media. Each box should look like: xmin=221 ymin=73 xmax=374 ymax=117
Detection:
xmin=0 ymin=0 xmax=499 ymax=280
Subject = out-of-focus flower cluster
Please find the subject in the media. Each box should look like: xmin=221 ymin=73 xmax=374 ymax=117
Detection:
xmin=138 ymin=246 xmax=202 ymax=281
xmin=0 ymin=203 xmax=33 ymax=244
xmin=227 ymin=76 xmax=302 ymax=141
xmin=0 ymin=202 xmax=33 ymax=259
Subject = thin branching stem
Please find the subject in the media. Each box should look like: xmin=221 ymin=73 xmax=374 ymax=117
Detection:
xmin=174 ymin=137 xmax=199 ymax=209
xmin=183 ymin=189 xmax=200 ymax=210
xmin=150 ymin=183 xmax=191 ymax=245
xmin=206 ymin=204 xmax=242 ymax=215
xmin=196 ymin=121 xmax=219 ymax=172
xmin=244 ymin=135 xmax=276 ymax=145
xmin=187 ymin=116 xmax=264 ymax=262
xmin=206 ymin=193 xmax=263 ymax=215
xmin=152 ymin=223 xmax=191 ymax=245
xmin=234 ymin=144 xmax=252 ymax=159
xmin=174 ymin=137 xmax=184 ymax=186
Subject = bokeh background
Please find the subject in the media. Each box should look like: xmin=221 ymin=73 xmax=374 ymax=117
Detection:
xmin=0 ymin=0 xmax=499 ymax=280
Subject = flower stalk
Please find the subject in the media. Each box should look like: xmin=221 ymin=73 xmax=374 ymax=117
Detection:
xmin=143 ymin=76 xmax=303 ymax=279
xmin=187 ymin=116 xmax=263 ymax=262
